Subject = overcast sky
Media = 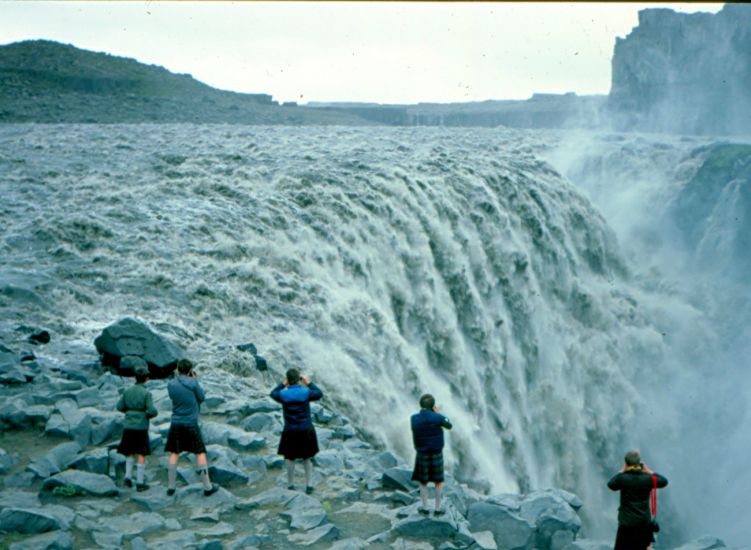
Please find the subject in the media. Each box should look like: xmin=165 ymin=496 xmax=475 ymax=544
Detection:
xmin=1 ymin=2 xmax=724 ymax=105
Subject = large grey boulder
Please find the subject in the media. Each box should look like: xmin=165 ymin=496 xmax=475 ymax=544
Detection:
xmin=0 ymin=490 xmax=41 ymax=510
xmin=0 ymin=505 xmax=74 ymax=534
xmin=27 ymin=441 xmax=82 ymax=479
xmin=94 ymin=318 xmax=185 ymax=378
xmin=69 ymin=447 xmax=110 ymax=475
xmin=468 ymin=501 xmax=535 ymax=550
xmin=0 ymin=399 xmax=52 ymax=429
xmin=382 ymin=467 xmax=417 ymax=492
xmin=41 ymin=470 xmax=119 ymax=497
xmin=8 ymin=531 xmax=74 ymax=550
xmin=280 ymin=493 xmax=329 ymax=530
xmin=519 ymin=490 xmax=582 ymax=548
xmin=44 ymin=399 xmax=91 ymax=446
xmin=287 ymin=523 xmax=340 ymax=546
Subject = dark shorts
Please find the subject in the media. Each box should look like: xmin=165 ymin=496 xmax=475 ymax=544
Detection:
xmin=614 ymin=523 xmax=655 ymax=550
xmin=117 ymin=429 xmax=151 ymax=457
xmin=164 ymin=423 xmax=206 ymax=454
xmin=278 ymin=426 xmax=319 ymax=460
xmin=411 ymin=452 xmax=444 ymax=484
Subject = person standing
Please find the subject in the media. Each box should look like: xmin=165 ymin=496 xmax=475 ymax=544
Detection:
xmin=607 ymin=450 xmax=668 ymax=550
xmin=410 ymin=393 xmax=452 ymax=516
xmin=270 ymin=367 xmax=323 ymax=494
xmin=164 ymin=358 xmax=218 ymax=496
xmin=115 ymin=358 xmax=157 ymax=491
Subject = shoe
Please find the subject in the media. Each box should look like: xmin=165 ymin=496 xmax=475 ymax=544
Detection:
xmin=287 ymin=484 xmax=295 ymax=491
xmin=203 ymin=484 xmax=219 ymax=497
xmin=166 ymin=488 xmax=176 ymax=496
xmin=305 ymin=486 xmax=314 ymax=495
xmin=123 ymin=478 xmax=133 ymax=488
xmin=136 ymin=483 xmax=150 ymax=492
xmin=434 ymin=509 xmax=446 ymax=517
xmin=418 ymin=508 xmax=430 ymax=516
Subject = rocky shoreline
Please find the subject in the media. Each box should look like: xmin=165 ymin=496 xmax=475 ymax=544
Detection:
xmin=0 ymin=321 xmax=734 ymax=550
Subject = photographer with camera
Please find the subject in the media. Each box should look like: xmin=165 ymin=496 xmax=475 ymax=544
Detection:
xmin=164 ymin=358 xmax=218 ymax=497
xmin=607 ymin=450 xmax=668 ymax=550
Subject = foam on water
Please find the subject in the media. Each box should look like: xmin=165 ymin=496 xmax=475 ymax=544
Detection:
xmin=0 ymin=124 xmax=736 ymax=541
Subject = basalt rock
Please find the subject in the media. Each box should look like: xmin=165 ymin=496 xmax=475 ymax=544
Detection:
xmin=94 ymin=317 xmax=185 ymax=379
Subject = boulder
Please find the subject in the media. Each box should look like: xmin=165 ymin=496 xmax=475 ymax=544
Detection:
xmin=469 ymin=530 xmax=498 ymax=550
xmin=94 ymin=318 xmax=185 ymax=378
xmin=227 ymin=534 xmax=272 ymax=549
xmin=27 ymin=442 xmax=82 ymax=479
xmin=0 ymin=505 xmax=74 ymax=534
xmin=280 ymin=493 xmax=329 ymax=530
xmin=209 ymin=456 xmax=250 ymax=485
xmin=287 ymin=523 xmax=340 ymax=546
xmin=41 ymin=470 xmax=119 ymax=497
xmin=130 ymin=490 xmax=173 ymax=512
xmin=392 ymin=505 xmax=461 ymax=540
xmin=0 ymin=490 xmax=41 ymax=510
xmin=44 ymin=399 xmax=91 ymax=446
xmin=29 ymin=330 xmax=52 ymax=345
xmin=99 ymin=511 xmax=167 ymax=539
xmin=201 ymin=421 xmax=266 ymax=452
xmin=382 ymin=467 xmax=417 ymax=492
xmin=69 ymin=447 xmax=110 ymax=475
xmin=519 ymin=491 xmax=582 ymax=548
xmin=242 ymin=412 xmax=278 ymax=433
xmin=174 ymin=484 xmax=237 ymax=513
xmin=0 ymin=400 xmax=51 ymax=429
xmin=8 ymin=531 xmax=74 ymax=550
xmin=235 ymin=487 xmax=296 ymax=510
xmin=146 ymin=530 xmax=198 ymax=550
xmin=254 ymin=354 xmax=268 ymax=371
xmin=467 ymin=501 xmax=535 ymax=550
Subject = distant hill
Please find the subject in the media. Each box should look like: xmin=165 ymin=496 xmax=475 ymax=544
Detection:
xmin=0 ymin=39 xmax=607 ymax=128
xmin=0 ymin=40 xmax=369 ymax=124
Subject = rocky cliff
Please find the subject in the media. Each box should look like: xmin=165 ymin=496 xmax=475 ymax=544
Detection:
xmin=608 ymin=4 xmax=751 ymax=136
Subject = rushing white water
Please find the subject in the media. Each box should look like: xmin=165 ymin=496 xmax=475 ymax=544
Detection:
xmin=546 ymin=131 xmax=751 ymax=546
xmin=0 ymin=124 xmax=743 ymax=543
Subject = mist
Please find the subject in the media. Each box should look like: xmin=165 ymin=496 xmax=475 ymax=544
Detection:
xmin=544 ymin=131 xmax=751 ymax=546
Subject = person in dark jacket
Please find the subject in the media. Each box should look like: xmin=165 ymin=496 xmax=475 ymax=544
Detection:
xmin=608 ymin=450 xmax=668 ymax=550
xmin=410 ymin=394 xmax=452 ymax=515
xmin=164 ymin=359 xmax=218 ymax=497
xmin=270 ymin=367 xmax=323 ymax=494
xmin=116 ymin=358 xmax=157 ymax=491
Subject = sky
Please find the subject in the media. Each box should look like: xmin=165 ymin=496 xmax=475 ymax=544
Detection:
xmin=0 ymin=2 xmax=725 ymax=105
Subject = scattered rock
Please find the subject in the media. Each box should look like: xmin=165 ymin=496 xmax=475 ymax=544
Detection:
xmin=287 ymin=522 xmax=340 ymax=546
xmin=0 ymin=505 xmax=75 ymax=534
xmin=8 ymin=530 xmax=74 ymax=550
xmin=0 ymin=447 xmax=18 ymax=474
xmin=382 ymin=467 xmax=417 ymax=492
xmin=27 ymin=442 xmax=82 ymax=479
xmin=671 ymin=536 xmax=727 ymax=550
xmin=467 ymin=501 xmax=535 ymax=550
xmin=41 ymin=470 xmax=119 ymax=497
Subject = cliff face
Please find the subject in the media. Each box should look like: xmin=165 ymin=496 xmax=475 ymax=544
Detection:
xmin=608 ymin=4 xmax=751 ymax=136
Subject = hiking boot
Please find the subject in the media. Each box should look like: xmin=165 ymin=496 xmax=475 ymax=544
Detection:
xmin=136 ymin=483 xmax=150 ymax=492
xmin=434 ymin=509 xmax=446 ymax=517
xmin=166 ymin=488 xmax=176 ymax=496
xmin=203 ymin=484 xmax=219 ymax=497
xmin=287 ymin=484 xmax=295 ymax=491
xmin=305 ymin=486 xmax=314 ymax=495
xmin=418 ymin=508 xmax=430 ymax=516
xmin=123 ymin=478 xmax=133 ymax=488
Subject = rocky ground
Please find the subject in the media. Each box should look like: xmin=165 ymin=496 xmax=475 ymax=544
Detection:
xmin=0 ymin=325 xmax=737 ymax=550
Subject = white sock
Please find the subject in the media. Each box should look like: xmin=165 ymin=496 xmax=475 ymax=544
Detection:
xmin=125 ymin=457 xmax=134 ymax=479
xmin=167 ymin=463 xmax=177 ymax=490
xmin=136 ymin=463 xmax=145 ymax=485
xmin=435 ymin=486 xmax=443 ymax=510
xmin=420 ymin=484 xmax=429 ymax=509
xmin=198 ymin=467 xmax=212 ymax=490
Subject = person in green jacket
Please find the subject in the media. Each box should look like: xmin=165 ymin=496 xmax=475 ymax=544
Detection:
xmin=116 ymin=358 xmax=158 ymax=491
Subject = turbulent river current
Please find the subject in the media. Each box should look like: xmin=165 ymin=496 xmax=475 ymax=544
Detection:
xmin=1 ymin=124 xmax=748 ymax=544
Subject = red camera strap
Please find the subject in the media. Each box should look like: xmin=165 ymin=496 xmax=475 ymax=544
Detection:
xmin=651 ymin=474 xmax=658 ymax=516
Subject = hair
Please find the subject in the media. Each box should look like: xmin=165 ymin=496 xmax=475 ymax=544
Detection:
xmin=624 ymin=450 xmax=642 ymax=466
xmin=286 ymin=368 xmax=301 ymax=385
xmin=135 ymin=374 xmax=149 ymax=384
xmin=419 ymin=394 xmax=435 ymax=410
xmin=177 ymin=358 xmax=193 ymax=375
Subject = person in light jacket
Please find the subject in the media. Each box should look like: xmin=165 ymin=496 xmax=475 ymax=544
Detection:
xmin=164 ymin=359 xmax=218 ymax=496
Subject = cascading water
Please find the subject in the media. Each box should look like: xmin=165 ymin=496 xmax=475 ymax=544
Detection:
xmin=546 ymin=131 xmax=751 ymax=546
xmin=0 ymin=124 xmax=729 ymax=541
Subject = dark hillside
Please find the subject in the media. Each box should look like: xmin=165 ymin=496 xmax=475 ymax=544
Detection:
xmin=0 ymin=40 xmax=369 ymax=124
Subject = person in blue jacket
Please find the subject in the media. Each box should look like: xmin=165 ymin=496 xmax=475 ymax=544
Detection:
xmin=411 ymin=393 xmax=452 ymax=515
xmin=270 ymin=367 xmax=323 ymax=494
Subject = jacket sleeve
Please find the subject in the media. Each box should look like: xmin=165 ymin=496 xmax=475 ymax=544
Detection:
xmin=307 ymin=383 xmax=323 ymax=402
xmin=193 ymin=380 xmax=206 ymax=404
xmin=116 ymin=394 xmax=126 ymax=413
xmin=607 ymin=474 xmax=621 ymax=491
xmin=653 ymin=473 xmax=668 ymax=488
xmin=440 ymin=415 xmax=453 ymax=430
xmin=270 ymin=383 xmax=285 ymax=403
xmin=145 ymin=391 xmax=158 ymax=419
